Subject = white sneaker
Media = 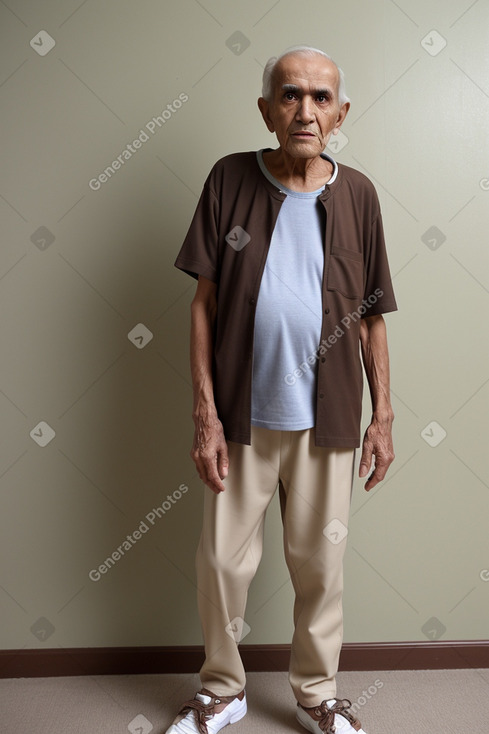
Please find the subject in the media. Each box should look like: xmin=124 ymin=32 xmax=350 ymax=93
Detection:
xmin=166 ymin=691 xmax=247 ymax=734
xmin=297 ymin=698 xmax=367 ymax=734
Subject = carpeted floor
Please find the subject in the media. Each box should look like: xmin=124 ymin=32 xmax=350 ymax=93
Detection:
xmin=1 ymin=669 xmax=488 ymax=733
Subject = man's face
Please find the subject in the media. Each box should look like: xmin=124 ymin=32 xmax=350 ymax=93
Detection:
xmin=258 ymin=53 xmax=350 ymax=158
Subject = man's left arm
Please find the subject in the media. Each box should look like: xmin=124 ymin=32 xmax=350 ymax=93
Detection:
xmin=359 ymin=314 xmax=395 ymax=491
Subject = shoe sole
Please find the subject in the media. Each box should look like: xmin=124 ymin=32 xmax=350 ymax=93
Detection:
xmin=228 ymin=697 xmax=247 ymax=725
xmin=166 ymin=698 xmax=247 ymax=734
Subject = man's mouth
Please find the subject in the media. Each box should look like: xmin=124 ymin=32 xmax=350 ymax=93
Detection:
xmin=291 ymin=131 xmax=316 ymax=138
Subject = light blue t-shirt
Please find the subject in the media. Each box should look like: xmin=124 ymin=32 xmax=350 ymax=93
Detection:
xmin=251 ymin=149 xmax=338 ymax=431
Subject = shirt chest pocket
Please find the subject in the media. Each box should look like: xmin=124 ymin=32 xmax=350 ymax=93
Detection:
xmin=327 ymin=245 xmax=364 ymax=299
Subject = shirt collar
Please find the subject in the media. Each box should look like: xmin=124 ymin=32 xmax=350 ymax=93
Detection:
xmin=257 ymin=149 xmax=338 ymax=194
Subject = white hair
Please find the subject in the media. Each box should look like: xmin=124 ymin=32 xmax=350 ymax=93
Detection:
xmin=261 ymin=45 xmax=350 ymax=106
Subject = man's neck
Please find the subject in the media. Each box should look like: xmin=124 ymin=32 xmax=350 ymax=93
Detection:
xmin=262 ymin=148 xmax=333 ymax=192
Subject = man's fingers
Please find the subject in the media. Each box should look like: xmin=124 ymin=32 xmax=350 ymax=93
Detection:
xmin=363 ymin=451 xmax=394 ymax=491
xmin=205 ymin=468 xmax=226 ymax=493
xmin=364 ymin=464 xmax=384 ymax=491
xmin=200 ymin=462 xmax=223 ymax=492
xmin=359 ymin=443 xmax=373 ymax=478
xmin=364 ymin=476 xmax=377 ymax=492
xmin=217 ymin=447 xmax=229 ymax=480
xmin=190 ymin=418 xmax=228 ymax=493
xmin=193 ymin=452 xmax=227 ymax=494
xmin=359 ymin=460 xmax=371 ymax=478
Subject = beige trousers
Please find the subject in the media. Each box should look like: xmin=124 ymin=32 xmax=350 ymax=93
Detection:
xmin=195 ymin=425 xmax=355 ymax=707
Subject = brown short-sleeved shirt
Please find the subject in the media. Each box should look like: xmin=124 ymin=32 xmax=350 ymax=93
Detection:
xmin=175 ymin=151 xmax=397 ymax=447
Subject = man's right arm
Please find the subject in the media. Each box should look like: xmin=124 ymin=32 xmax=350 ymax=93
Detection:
xmin=190 ymin=275 xmax=228 ymax=494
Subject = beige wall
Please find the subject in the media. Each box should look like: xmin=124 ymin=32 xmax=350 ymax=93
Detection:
xmin=1 ymin=0 xmax=488 ymax=652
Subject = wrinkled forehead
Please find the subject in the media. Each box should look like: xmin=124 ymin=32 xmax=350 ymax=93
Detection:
xmin=272 ymin=53 xmax=340 ymax=97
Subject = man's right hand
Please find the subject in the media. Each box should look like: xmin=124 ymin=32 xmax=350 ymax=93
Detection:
xmin=191 ymin=412 xmax=229 ymax=494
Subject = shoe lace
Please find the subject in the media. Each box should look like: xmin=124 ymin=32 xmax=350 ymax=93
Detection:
xmin=178 ymin=694 xmax=237 ymax=734
xmin=312 ymin=698 xmax=360 ymax=733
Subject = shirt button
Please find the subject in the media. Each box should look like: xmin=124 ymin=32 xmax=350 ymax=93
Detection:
xmin=319 ymin=392 xmax=325 ymax=399
xmin=249 ymin=297 xmax=255 ymax=305
xmin=324 ymin=308 xmax=330 ymax=314
xmin=321 ymin=357 xmax=326 ymax=363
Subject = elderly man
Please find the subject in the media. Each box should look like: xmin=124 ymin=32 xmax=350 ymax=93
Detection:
xmin=168 ymin=45 xmax=397 ymax=734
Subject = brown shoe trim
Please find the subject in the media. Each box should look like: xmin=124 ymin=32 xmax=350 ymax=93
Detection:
xmin=200 ymin=688 xmax=245 ymax=704
xmin=332 ymin=699 xmax=362 ymax=731
xmin=175 ymin=690 xmax=244 ymax=734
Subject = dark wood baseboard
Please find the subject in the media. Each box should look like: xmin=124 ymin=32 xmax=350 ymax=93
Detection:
xmin=1 ymin=641 xmax=488 ymax=678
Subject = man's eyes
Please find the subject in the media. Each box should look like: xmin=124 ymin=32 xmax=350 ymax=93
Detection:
xmin=283 ymin=93 xmax=330 ymax=103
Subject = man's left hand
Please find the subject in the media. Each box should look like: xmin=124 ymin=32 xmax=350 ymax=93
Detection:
xmin=359 ymin=412 xmax=395 ymax=491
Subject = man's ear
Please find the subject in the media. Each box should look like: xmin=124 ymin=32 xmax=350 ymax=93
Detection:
xmin=332 ymin=101 xmax=350 ymax=135
xmin=257 ymin=97 xmax=275 ymax=133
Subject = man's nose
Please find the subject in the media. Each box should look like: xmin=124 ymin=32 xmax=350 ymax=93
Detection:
xmin=296 ymin=96 xmax=315 ymax=123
